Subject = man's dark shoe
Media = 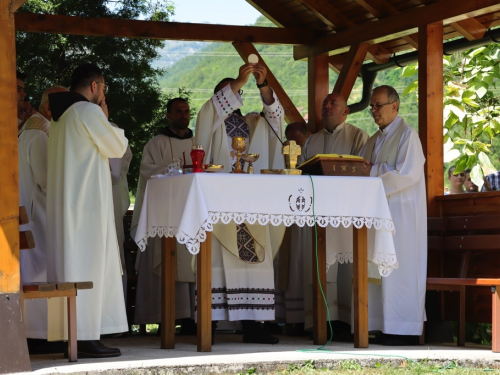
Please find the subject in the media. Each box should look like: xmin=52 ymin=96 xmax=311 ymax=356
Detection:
xmin=76 ymin=340 xmax=121 ymax=358
xmin=27 ymin=339 xmax=65 ymax=354
xmin=242 ymin=321 xmax=279 ymax=344
xmin=380 ymin=334 xmax=419 ymax=346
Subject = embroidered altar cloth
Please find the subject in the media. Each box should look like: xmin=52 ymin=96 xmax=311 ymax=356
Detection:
xmin=134 ymin=173 xmax=398 ymax=276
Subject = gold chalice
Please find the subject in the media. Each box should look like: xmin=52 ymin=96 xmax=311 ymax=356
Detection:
xmin=231 ymin=136 xmax=246 ymax=173
xmin=242 ymin=153 xmax=259 ymax=174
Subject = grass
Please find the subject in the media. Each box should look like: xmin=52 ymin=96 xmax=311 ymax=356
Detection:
xmin=235 ymin=360 xmax=500 ymax=375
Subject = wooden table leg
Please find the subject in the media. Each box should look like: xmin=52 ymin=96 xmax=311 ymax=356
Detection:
xmin=197 ymin=232 xmax=212 ymax=352
xmin=161 ymin=236 xmax=176 ymax=349
xmin=492 ymin=286 xmax=500 ymax=353
xmin=312 ymin=226 xmax=327 ymax=345
xmin=353 ymin=226 xmax=368 ymax=348
xmin=67 ymin=292 xmax=77 ymax=362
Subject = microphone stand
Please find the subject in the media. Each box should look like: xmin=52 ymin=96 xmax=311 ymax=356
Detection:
xmin=260 ymin=112 xmax=284 ymax=146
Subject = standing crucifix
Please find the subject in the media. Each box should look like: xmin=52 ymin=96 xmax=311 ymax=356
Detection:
xmin=282 ymin=140 xmax=301 ymax=169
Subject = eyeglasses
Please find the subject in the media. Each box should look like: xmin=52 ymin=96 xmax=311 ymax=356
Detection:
xmin=94 ymin=81 xmax=109 ymax=94
xmin=17 ymin=86 xmax=25 ymax=93
xmin=369 ymin=102 xmax=394 ymax=111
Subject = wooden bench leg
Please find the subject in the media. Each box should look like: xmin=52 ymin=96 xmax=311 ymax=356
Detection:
xmin=197 ymin=232 xmax=212 ymax=352
xmin=353 ymin=226 xmax=368 ymax=348
xmin=161 ymin=236 xmax=176 ymax=349
xmin=67 ymin=294 xmax=77 ymax=362
xmin=457 ymin=286 xmax=465 ymax=346
xmin=492 ymin=286 xmax=500 ymax=353
xmin=312 ymin=226 xmax=327 ymax=345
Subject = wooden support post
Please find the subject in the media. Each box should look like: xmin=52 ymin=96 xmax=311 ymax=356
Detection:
xmin=492 ymin=286 xmax=500 ymax=353
xmin=161 ymin=236 xmax=176 ymax=349
xmin=308 ymin=54 xmax=329 ymax=133
xmin=457 ymin=285 xmax=466 ymax=346
xmin=197 ymin=232 xmax=212 ymax=352
xmin=67 ymin=293 xmax=77 ymax=362
xmin=233 ymin=41 xmax=305 ymax=124
xmin=418 ymin=22 xmax=444 ymax=217
xmin=353 ymin=226 xmax=368 ymax=348
xmin=312 ymin=226 xmax=327 ymax=345
xmin=0 ymin=2 xmax=31 ymax=373
xmin=332 ymin=43 xmax=370 ymax=100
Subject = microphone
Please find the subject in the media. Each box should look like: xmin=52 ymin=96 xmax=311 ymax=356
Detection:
xmin=260 ymin=112 xmax=284 ymax=146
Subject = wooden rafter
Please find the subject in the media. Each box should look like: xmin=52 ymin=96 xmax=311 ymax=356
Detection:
xmin=297 ymin=0 xmax=391 ymax=63
xmin=245 ymin=0 xmax=301 ymax=28
xmin=14 ymin=13 xmax=316 ymax=45
xmin=353 ymin=0 xmax=419 ymax=49
xmin=296 ymin=0 xmax=352 ymax=30
xmin=332 ymin=43 xmax=370 ymax=100
xmin=232 ymin=41 xmax=305 ymax=124
xmin=328 ymin=55 xmax=344 ymax=74
xmin=293 ymin=0 xmax=500 ymax=59
xmin=450 ymin=18 xmax=487 ymax=41
xmin=9 ymin=0 xmax=27 ymax=13
xmin=308 ymin=55 xmax=329 ymax=133
xmin=418 ymin=0 xmax=487 ymax=41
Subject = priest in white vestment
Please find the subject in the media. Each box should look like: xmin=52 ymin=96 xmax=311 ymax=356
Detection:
xmin=109 ymin=122 xmax=133 ymax=303
xmin=19 ymin=86 xmax=68 ymax=340
xmin=131 ymin=98 xmax=196 ymax=328
xmin=46 ymin=64 xmax=128 ymax=357
xmin=195 ymin=63 xmax=285 ymax=344
xmin=282 ymin=94 xmax=368 ymax=334
xmin=360 ymin=85 xmax=426 ymax=346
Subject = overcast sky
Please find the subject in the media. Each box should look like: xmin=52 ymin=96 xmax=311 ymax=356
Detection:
xmin=171 ymin=0 xmax=262 ymax=25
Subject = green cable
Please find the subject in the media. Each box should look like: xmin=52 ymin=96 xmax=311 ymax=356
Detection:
xmin=295 ymin=176 xmax=490 ymax=373
xmin=304 ymin=174 xmax=334 ymax=350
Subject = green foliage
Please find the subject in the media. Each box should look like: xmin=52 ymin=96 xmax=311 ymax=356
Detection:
xmin=16 ymin=0 xmax=176 ymax=195
xmin=402 ymin=43 xmax=500 ymax=189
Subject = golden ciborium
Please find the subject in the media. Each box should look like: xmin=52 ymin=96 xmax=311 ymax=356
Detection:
xmin=242 ymin=153 xmax=259 ymax=174
xmin=231 ymin=136 xmax=247 ymax=173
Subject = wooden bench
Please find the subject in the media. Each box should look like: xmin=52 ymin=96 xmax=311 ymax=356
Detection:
xmin=427 ymin=215 xmax=500 ymax=352
xmin=19 ymin=206 xmax=93 ymax=362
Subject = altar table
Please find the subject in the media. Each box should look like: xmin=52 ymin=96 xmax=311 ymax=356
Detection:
xmin=135 ymin=173 xmax=397 ymax=351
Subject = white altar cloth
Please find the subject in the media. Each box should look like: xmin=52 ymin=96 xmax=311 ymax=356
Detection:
xmin=134 ymin=173 xmax=398 ymax=276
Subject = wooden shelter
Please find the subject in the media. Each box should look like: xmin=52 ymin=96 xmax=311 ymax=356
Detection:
xmin=2 ymin=0 xmax=500 ymax=372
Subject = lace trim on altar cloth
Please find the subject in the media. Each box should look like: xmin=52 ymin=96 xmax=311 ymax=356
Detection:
xmin=326 ymin=251 xmax=399 ymax=278
xmin=135 ymin=211 xmax=397 ymax=274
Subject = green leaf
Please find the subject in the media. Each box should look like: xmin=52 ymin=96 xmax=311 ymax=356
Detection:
xmin=478 ymin=151 xmax=495 ymax=170
xmin=469 ymin=47 xmax=486 ymax=57
xmin=455 ymin=154 xmax=469 ymax=174
xmin=470 ymin=164 xmax=484 ymax=190
xmin=402 ymin=79 xmax=418 ymax=97
xmin=444 ymin=149 xmax=460 ymax=163
xmin=402 ymin=64 xmax=418 ymax=77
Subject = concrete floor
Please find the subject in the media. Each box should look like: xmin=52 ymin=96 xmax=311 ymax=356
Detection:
xmin=21 ymin=334 xmax=500 ymax=375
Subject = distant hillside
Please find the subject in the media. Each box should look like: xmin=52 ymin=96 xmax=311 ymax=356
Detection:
xmin=158 ymin=16 xmax=419 ymax=137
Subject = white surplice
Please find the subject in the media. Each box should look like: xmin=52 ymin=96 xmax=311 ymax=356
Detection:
xmin=195 ymin=85 xmax=285 ymax=321
xmin=46 ymin=101 xmax=129 ymax=340
xmin=109 ymin=122 xmax=132 ymax=303
xmin=360 ymin=116 xmax=427 ymax=335
xmin=290 ymin=122 xmax=369 ymax=328
xmin=131 ymin=133 xmax=196 ymax=323
xmin=18 ymin=113 xmax=53 ymax=339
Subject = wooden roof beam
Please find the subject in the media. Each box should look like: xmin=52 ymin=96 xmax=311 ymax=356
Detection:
xmin=353 ymin=0 xmax=419 ymax=48
xmin=232 ymin=41 xmax=305 ymax=124
xmin=296 ymin=0 xmax=353 ymax=30
xmin=332 ymin=43 xmax=370 ymax=100
xmin=328 ymin=55 xmax=344 ymax=74
xmin=297 ymin=0 xmax=391 ymax=63
xmin=14 ymin=13 xmax=316 ymax=45
xmin=245 ymin=0 xmax=298 ymax=28
xmin=293 ymin=0 xmax=500 ymax=59
xmin=10 ymin=0 xmax=27 ymax=12
xmin=451 ymin=18 xmax=487 ymax=41
xmin=418 ymin=0 xmax=487 ymax=40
